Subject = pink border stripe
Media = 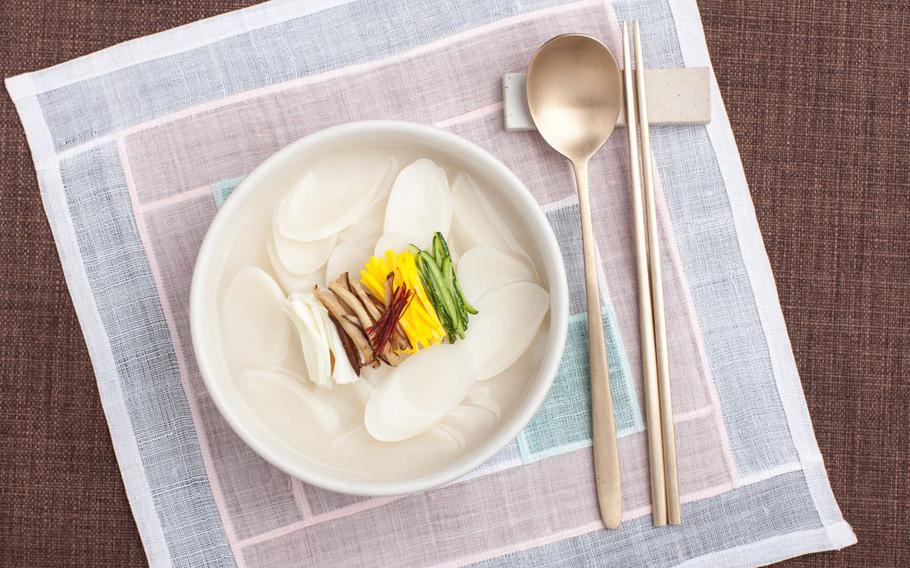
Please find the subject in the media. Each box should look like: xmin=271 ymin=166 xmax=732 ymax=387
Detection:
xmin=140 ymin=183 xmax=212 ymax=212
xmin=237 ymin=423 xmax=737 ymax=555
xmin=433 ymin=480 xmax=736 ymax=568
xmin=120 ymin=0 xmax=600 ymax=139
xmin=134 ymin=101 xmax=506 ymax=211
xmin=290 ymin=479 xmax=312 ymax=520
xmin=433 ymin=102 xmax=503 ymax=129
xmin=238 ymin=496 xmax=401 ymax=548
xmin=432 ymin=521 xmax=605 ymax=568
xmin=117 ymin=136 xmax=249 ymax=568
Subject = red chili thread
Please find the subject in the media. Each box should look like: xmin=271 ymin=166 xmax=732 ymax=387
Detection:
xmin=367 ymin=276 xmax=414 ymax=354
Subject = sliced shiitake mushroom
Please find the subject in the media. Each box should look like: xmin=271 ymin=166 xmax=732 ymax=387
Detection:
xmin=392 ymin=325 xmax=411 ymax=352
xmin=348 ymin=276 xmax=384 ymax=321
xmin=316 ymin=273 xmax=413 ymax=370
xmin=315 ymin=288 xmax=377 ymax=368
xmin=329 ymin=276 xmax=373 ymax=330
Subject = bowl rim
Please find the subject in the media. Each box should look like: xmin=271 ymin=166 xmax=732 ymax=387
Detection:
xmin=190 ymin=120 xmax=569 ymax=496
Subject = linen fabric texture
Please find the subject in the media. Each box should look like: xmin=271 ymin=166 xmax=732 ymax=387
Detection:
xmin=6 ymin=0 xmax=854 ymax=566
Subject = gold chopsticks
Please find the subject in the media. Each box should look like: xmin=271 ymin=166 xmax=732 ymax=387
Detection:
xmin=622 ymin=20 xmax=681 ymax=527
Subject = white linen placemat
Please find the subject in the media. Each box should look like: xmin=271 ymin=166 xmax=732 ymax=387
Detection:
xmin=6 ymin=1 xmax=854 ymax=566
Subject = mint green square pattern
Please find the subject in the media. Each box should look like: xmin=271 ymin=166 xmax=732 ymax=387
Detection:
xmin=211 ymin=176 xmax=244 ymax=208
xmin=517 ymin=305 xmax=643 ymax=463
xmin=211 ymin=176 xmax=643 ymax=463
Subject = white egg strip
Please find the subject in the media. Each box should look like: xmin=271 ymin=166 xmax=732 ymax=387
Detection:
xmin=285 ymin=292 xmax=332 ymax=387
xmin=456 ymin=247 xmax=536 ymax=305
xmin=221 ymin=267 xmax=292 ymax=369
xmin=364 ymin=343 xmax=478 ymax=442
xmin=325 ymin=307 xmax=359 ymax=385
xmin=460 ymin=281 xmax=549 ymax=381
xmin=276 ymin=157 xmax=397 ymax=242
xmin=286 ymin=290 xmax=359 ymax=388
xmin=324 ymin=242 xmax=371 ymax=285
xmin=383 ymin=159 xmax=452 ymax=250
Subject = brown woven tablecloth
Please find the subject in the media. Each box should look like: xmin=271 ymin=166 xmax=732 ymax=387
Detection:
xmin=0 ymin=1 xmax=906 ymax=566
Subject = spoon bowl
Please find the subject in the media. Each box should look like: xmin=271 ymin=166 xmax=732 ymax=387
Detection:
xmin=526 ymin=34 xmax=623 ymax=162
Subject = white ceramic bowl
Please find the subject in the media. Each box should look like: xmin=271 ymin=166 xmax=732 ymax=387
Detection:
xmin=190 ymin=120 xmax=569 ymax=496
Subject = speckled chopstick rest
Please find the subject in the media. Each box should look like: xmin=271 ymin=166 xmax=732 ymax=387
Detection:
xmin=503 ymin=67 xmax=710 ymax=131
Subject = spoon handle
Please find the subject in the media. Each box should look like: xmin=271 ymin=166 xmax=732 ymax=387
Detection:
xmin=573 ymin=159 xmax=622 ymax=529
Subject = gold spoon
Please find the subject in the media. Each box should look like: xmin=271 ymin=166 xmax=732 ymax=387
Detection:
xmin=526 ymin=34 xmax=623 ymax=529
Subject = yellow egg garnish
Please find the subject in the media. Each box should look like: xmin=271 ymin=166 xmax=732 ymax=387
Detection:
xmin=360 ymin=250 xmax=445 ymax=352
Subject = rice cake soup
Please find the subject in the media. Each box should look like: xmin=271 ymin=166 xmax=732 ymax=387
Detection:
xmin=213 ymin=146 xmax=550 ymax=481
